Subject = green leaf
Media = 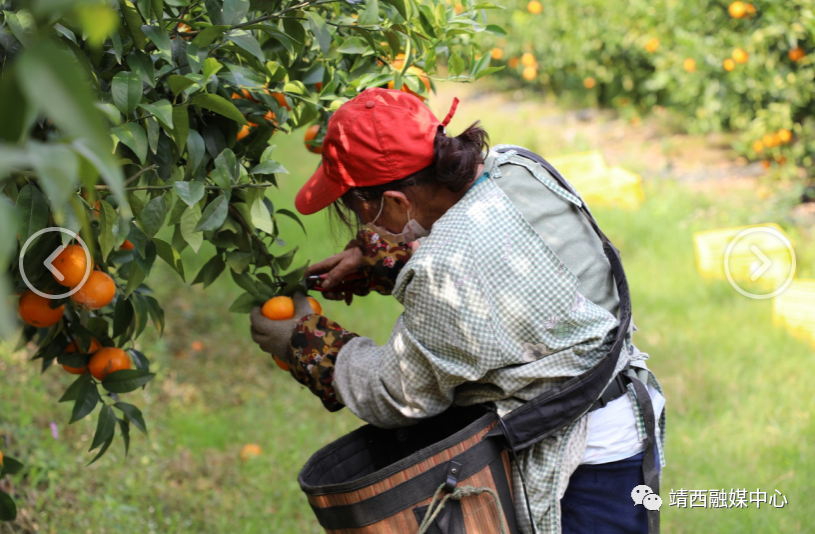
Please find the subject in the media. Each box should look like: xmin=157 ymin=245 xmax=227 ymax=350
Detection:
xmin=124 ymin=262 xmax=146 ymax=297
xmin=112 ymin=71 xmax=143 ymax=117
xmin=133 ymin=239 xmax=157 ymax=276
xmin=112 ymin=296 xmax=134 ymax=337
xmin=485 ymin=24 xmax=507 ymax=36
xmin=226 ymin=250 xmax=253 ymax=273
xmin=229 ymin=292 xmax=261 ymax=313
xmin=202 ymin=57 xmax=223 ymax=81
xmin=86 ymin=434 xmax=114 ymax=466
xmin=359 ymin=0 xmax=380 ymax=25
xmin=140 ymin=194 xmax=168 ymax=237
xmin=89 ymin=405 xmax=116 ymax=451
xmin=141 ymin=25 xmax=172 ymax=59
xmin=250 ymin=195 xmax=272 ymax=233
xmin=129 ymin=348 xmax=150 ymax=372
xmin=173 ymin=181 xmax=205 ymax=207
xmin=223 ymin=0 xmax=250 ymax=24
xmin=111 ymin=122 xmax=148 ymax=163
xmin=70 ymin=377 xmax=101 ymax=423
xmin=28 ymin=142 xmax=79 ymax=212
xmin=0 ymin=491 xmax=17 ymax=522
xmin=474 ymin=65 xmax=504 ymax=80
xmin=15 ymin=183 xmax=49 ymax=246
xmin=229 ymin=31 xmax=265 ymax=63
xmin=191 ymin=25 xmax=230 ymax=47
xmin=126 ymin=50 xmax=155 ymax=87
xmin=449 ymin=50 xmax=465 ymax=77
xmin=98 ymin=199 xmax=117 ymax=261
xmin=180 ymin=204 xmax=204 ymax=253
xmin=169 ymin=75 xmax=197 ymax=95
xmin=59 ymin=374 xmax=89 ymax=403
xmin=382 ymin=0 xmax=407 ymax=19
xmin=145 ymin=295 xmax=165 ymax=335
xmin=194 ymin=195 xmax=228 ymax=232
xmin=171 ymin=106 xmax=189 ymax=151
xmin=186 ymin=130 xmax=206 ymax=173
xmin=0 ymin=456 xmax=23 ymax=476
xmin=118 ymin=418 xmax=130 ymax=457
xmin=192 ymin=254 xmax=226 ymax=288
xmin=138 ymin=99 xmax=173 ymax=128
xmin=191 ymin=94 xmax=249 ymax=125
xmin=114 ymin=402 xmax=148 ymax=434
xmin=305 ymin=12 xmax=331 ymax=56
xmin=214 ymin=148 xmax=241 ymax=183
xmin=153 ymin=238 xmax=185 ymax=281
xmin=102 ymin=369 xmax=155 ymax=393
xmin=275 ymin=208 xmax=306 ymax=235
xmin=336 ymin=37 xmax=368 ymax=55
xmin=120 ymin=0 xmax=148 ymax=50
xmin=251 ymin=160 xmax=288 ymax=175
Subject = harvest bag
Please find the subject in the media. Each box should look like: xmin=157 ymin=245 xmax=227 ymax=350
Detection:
xmin=298 ymin=147 xmax=659 ymax=534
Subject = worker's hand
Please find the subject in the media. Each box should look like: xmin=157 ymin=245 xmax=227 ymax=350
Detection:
xmin=306 ymin=247 xmax=364 ymax=291
xmin=249 ymin=292 xmax=315 ymax=361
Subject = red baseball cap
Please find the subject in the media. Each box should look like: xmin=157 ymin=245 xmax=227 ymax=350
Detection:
xmin=294 ymin=87 xmax=460 ymax=215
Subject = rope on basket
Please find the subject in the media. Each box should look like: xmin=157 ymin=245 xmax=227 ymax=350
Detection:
xmin=416 ymin=483 xmax=508 ymax=534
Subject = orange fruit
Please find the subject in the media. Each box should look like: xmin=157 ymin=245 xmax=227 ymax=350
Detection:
xmin=261 ymin=296 xmax=295 ymax=320
xmin=231 ymin=89 xmax=255 ymax=101
xmin=306 ymin=296 xmax=323 ymax=315
xmin=273 ymin=355 xmax=290 ymax=372
xmin=508 ymin=57 xmax=520 ymax=69
xmin=88 ymin=347 xmax=131 ymax=380
xmin=120 ymin=240 xmax=134 ymax=250
xmin=315 ymin=82 xmax=323 ymax=92
xmin=745 ymin=2 xmax=755 ymax=15
xmin=263 ymin=110 xmax=277 ymax=125
xmin=191 ymin=340 xmax=204 ymax=351
xmin=789 ymin=48 xmax=805 ymax=62
xmin=387 ymin=66 xmax=431 ymax=101
xmin=177 ymin=22 xmax=191 ymax=40
xmin=752 ymin=140 xmax=764 ymax=153
xmin=762 ymin=133 xmax=775 ymax=147
xmin=270 ymin=91 xmax=291 ymax=110
xmin=304 ymin=124 xmax=322 ymax=154
xmin=527 ymin=0 xmax=542 ymax=14
xmin=237 ymin=124 xmax=253 ymax=141
xmin=0 ymin=450 xmax=3 ymax=466
xmin=732 ymin=48 xmax=748 ymax=64
xmin=18 ymin=291 xmax=64 ymax=328
xmin=240 ymin=443 xmax=262 ymax=461
xmin=491 ymin=48 xmax=503 ymax=60
xmin=63 ymin=337 xmax=102 ymax=374
xmin=583 ymin=77 xmax=596 ymax=89
xmin=723 ymin=58 xmax=736 ymax=71
xmin=771 ymin=132 xmax=783 ymax=146
xmin=683 ymin=58 xmax=696 ymax=73
xmin=762 ymin=160 xmax=771 ymax=169
xmin=52 ymin=244 xmax=92 ymax=287
xmin=71 ymin=271 xmax=116 ymax=310
xmin=778 ymin=129 xmax=792 ymax=143
xmin=454 ymin=4 xmax=463 ymax=14
xmin=520 ymin=52 xmax=536 ymax=67
xmin=645 ymin=38 xmax=659 ymax=53
xmin=522 ymin=66 xmax=537 ymax=81
xmin=728 ymin=1 xmax=746 ymax=18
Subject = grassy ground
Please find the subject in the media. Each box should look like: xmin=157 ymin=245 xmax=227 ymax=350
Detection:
xmin=2 ymin=81 xmax=814 ymax=533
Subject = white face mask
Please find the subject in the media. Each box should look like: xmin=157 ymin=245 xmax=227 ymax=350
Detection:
xmin=364 ymin=195 xmax=430 ymax=243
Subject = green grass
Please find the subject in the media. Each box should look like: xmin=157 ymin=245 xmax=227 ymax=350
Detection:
xmin=2 ymin=84 xmax=814 ymax=533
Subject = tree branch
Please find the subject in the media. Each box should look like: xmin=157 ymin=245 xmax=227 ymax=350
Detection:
xmin=228 ymin=203 xmax=276 ymax=269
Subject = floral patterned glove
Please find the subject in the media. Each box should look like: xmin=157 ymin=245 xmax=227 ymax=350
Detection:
xmin=287 ymin=313 xmax=360 ymax=412
xmin=346 ymin=228 xmax=416 ymax=296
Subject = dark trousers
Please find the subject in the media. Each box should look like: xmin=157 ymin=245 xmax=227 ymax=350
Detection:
xmin=560 ymin=445 xmax=661 ymax=534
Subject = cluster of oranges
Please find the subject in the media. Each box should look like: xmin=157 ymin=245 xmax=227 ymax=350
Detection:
xmin=260 ymin=295 xmax=322 ymax=372
xmin=723 ymin=48 xmax=749 ymax=71
xmin=231 ymin=87 xmax=291 ymax=141
xmin=62 ymin=339 xmax=132 ymax=380
xmin=728 ymin=1 xmax=756 ymax=19
xmin=752 ymin=129 xmax=793 ymax=154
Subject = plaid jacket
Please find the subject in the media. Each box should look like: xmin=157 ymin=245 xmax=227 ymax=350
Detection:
xmin=331 ymin=145 xmax=667 ymax=534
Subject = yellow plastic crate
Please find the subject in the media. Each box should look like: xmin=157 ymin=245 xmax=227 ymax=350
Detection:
xmin=548 ymin=151 xmax=645 ymax=208
xmin=692 ymin=223 xmax=795 ymax=287
xmin=773 ymin=279 xmax=815 ymax=347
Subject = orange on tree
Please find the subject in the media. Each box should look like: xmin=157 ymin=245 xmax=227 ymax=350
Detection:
xmin=683 ymin=58 xmax=696 ymax=73
xmin=306 ymin=296 xmax=323 ymax=315
xmin=723 ymin=58 xmax=736 ymax=71
xmin=120 ymin=239 xmax=134 ymax=250
xmin=762 ymin=133 xmax=776 ymax=147
xmin=778 ymin=129 xmax=792 ymax=143
xmin=240 ymin=443 xmax=262 ymax=461
xmin=315 ymin=82 xmax=323 ymax=92
xmin=0 ymin=450 xmax=3 ymax=466
xmin=63 ymin=337 xmax=102 ymax=374
xmin=789 ymin=48 xmax=805 ymax=62
xmin=745 ymin=2 xmax=755 ymax=15
xmin=583 ymin=77 xmax=596 ymax=89
xmin=728 ymin=1 xmax=746 ymax=18
xmin=520 ymin=52 xmax=536 ymax=67
xmin=88 ymin=347 xmax=132 ymax=380
xmin=270 ymin=91 xmax=291 ymax=110
xmin=304 ymin=124 xmax=323 ymax=154
xmin=752 ymin=140 xmax=764 ymax=153
xmin=491 ymin=47 xmax=503 ymax=60
xmin=527 ymin=0 xmax=542 ymax=14
xmin=262 ymin=296 xmax=295 ymax=320
xmin=176 ymin=22 xmax=191 ymax=40
xmin=522 ymin=66 xmax=537 ymax=81
xmin=453 ymin=3 xmax=463 ymax=14
xmin=508 ymin=57 xmax=520 ymax=69
xmin=732 ymin=48 xmax=748 ymax=64
xmin=387 ymin=66 xmax=431 ymax=101
xmin=645 ymin=38 xmax=659 ymax=53
xmin=52 ymin=244 xmax=92 ymax=287
xmin=71 ymin=271 xmax=116 ymax=310
xmin=18 ymin=290 xmax=64 ymax=327
xmin=231 ymin=88 xmax=254 ymax=101
xmin=273 ymin=355 xmax=290 ymax=372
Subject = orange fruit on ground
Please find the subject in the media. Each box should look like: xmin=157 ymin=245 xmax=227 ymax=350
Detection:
xmin=491 ymin=48 xmax=503 ymax=60
xmin=63 ymin=337 xmax=102 ymax=374
xmin=583 ymin=77 xmax=596 ymax=89
xmin=261 ymin=296 xmax=295 ymax=320
xmin=273 ymin=355 xmax=290 ymax=372
xmin=728 ymin=1 xmax=746 ymax=18
xmin=683 ymin=58 xmax=696 ymax=73
xmin=752 ymin=140 xmax=764 ymax=153
xmin=527 ymin=0 xmax=542 ymax=14
xmin=270 ymin=91 xmax=291 ymax=110
xmin=306 ymin=296 xmax=323 ymax=315
xmin=778 ymin=129 xmax=792 ymax=143
xmin=732 ymin=48 xmax=748 ymax=64
xmin=508 ymin=57 xmax=520 ymax=69
xmin=191 ymin=340 xmax=204 ymax=351
xmin=240 ymin=444 xmax=262 ymax=461
xmin=520 ymin=52 xmax=536 ymax=67
xmin=71 ymin=271 xmax=116 ymax=310
xmin=723 ymin=58 xmax=735 ymax=71
xmin=304 ymin=124 xmax=322 ymax=154
xmin=522 ymin=66 xmax=537 ymax=81
xmin=645 ymin=38 xmax=659 ymax=53
xmin=789 ymin=48 xmax=805 ymax=62
xmin=88 ymin=347 xmax=131 ymax=380
xmin=18 ymin=291 xmax=64 ymax=328
xmin=51 ymin=244 xmax=92 ymax=287
xmin=120 ymin=240 xmax=134 ymax=250
xmin=387 ymin=66 xmax=431 ymax=101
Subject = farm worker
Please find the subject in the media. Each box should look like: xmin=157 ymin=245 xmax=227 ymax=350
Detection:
xmin=249 ymin=87 xmax=666 ymax=534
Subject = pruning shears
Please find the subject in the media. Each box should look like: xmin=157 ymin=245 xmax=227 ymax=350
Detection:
xmin=304 ymin=272 xmax=372 ymax=293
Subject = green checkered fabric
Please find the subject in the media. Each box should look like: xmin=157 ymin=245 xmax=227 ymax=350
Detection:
xmin=333 ymin=144 xmax=666 ymax=534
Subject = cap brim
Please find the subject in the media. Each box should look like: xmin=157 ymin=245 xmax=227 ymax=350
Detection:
xmin=294 ymin=163 xmax=350 ymax=215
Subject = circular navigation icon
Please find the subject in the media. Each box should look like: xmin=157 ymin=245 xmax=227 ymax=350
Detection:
xmin=724 ymin=227 xmax=796 ymax=300
xmin=19 ymin=227 xmax=92 ymax=299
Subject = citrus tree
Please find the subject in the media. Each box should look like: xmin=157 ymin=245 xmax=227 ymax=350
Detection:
xmin=484 ymin=0 xmax=814 ymax=187
xmin=0 ymin=0 xmax=505 ymax=521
